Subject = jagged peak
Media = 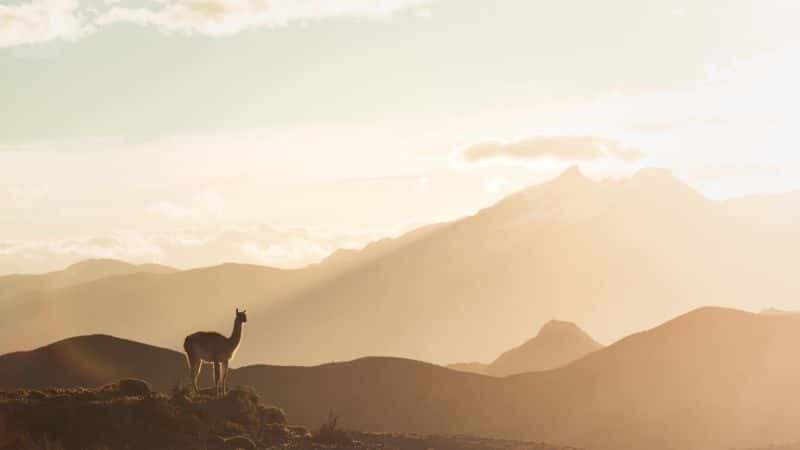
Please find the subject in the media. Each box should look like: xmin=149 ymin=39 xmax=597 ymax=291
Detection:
xmin=506 ymin=165 xmax=593 ymax=200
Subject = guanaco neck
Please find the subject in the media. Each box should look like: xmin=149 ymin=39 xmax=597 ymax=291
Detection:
xmin=229 ymin=318 xmax=244 ymax=348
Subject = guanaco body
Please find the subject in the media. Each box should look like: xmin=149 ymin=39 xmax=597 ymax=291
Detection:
xmin=184 ymin=308 xmax=247 ymax=397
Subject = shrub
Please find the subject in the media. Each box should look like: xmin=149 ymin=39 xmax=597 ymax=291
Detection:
xmin=312 ymin=413 xmax=352 ymax=446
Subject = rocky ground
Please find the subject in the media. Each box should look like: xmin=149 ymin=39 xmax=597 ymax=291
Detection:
xmin=0 ymin=379 xmax=581 ymax=450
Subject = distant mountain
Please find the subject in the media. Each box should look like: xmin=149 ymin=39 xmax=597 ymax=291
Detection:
xmin=0 ymin=263 xmax=318 ymax=357
xmin=4 ymin=308 xmax=800 ymax=450
xmin=239 ymin=166 xmax=800 ymax=365
xmin=449 ymin=320 xmax=602 ymax=376
xmin=5 ymin=168 xmax=800 ymax=366
xmin=487 ymin=320 xmax=602 ymax=375
xmin=0 ymin=259 xmax=176 ymax=301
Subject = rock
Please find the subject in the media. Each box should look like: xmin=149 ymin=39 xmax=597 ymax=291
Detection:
xmin=116 ymin=378 xmax=153 ymax=397
xmin=258 ymin=405 xmax=287 ymax=425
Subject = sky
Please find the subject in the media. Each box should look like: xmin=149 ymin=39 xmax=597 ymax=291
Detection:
xmin=1 ymin=0 xmax=800 ymax=274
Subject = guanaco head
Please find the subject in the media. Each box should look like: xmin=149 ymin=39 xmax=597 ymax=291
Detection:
xmin=235 ymin=308 xmax=248 ymax=323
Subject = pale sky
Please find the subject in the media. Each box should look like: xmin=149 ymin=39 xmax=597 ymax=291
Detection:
xmin=2 ymin=0 xmax=800 ymax=274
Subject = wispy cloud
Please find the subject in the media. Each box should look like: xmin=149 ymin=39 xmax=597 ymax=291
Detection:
xmin=0 ymin=0 xmax=92 ymax=47
xmin=0 ymin=0 xmax=431 ymax=47
xmin=146 ymin=190 xmax=226 ymax=221
xmin=462 ymin=136 xmax=644 ymax=164
xmin=0 ymin=231 xmax=165 ymax=267
xmin=98 ymin=0 xmax=431 ymax=35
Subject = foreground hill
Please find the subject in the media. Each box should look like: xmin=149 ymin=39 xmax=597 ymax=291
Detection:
xmin=0 ymin=259 xmax=176 ymax=301
xmin=0 ymin=384 xmax=577 ymax=450
xmin=4 ymin=308 xmax=800 ymax=450
xmin=5 ymin=168 xmax=800 ymax=366
xmin=0 ymin=383 xmax=301 ymax=450
xmin=448 ymin=320 xmax=602 ymax=376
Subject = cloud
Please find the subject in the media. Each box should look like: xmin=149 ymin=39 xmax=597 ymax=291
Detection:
xmin=145 ymin=190 xmax=225 ymax=221
xmin=484 ymin=175 xmax=511 ymax=194
xmin=462 ymin=136 xmax=644 ymax=164
xmin=0 ymin=231 xmax=165 ymax=265
xmin=0 ymin=0 xmax=430 ymax=47
xmin=0 ymin=0 xmax=92 ymax=47
xmin=146 ymin=201 xmax=194 ymax=219
xmin=241 ymin=238 xmax=330 ymax=268
xmin=98 ymin=0 xmax=432 ymax=35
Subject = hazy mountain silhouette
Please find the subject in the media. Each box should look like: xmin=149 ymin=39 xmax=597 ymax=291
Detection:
xmin=0 ymin=263 xmax=318 ymax=356
xmin=4 ymin=308 xmax=800 ymax=450
xmin=237 ymin=166 xmax=800 ymax=365
xmin=4 ymin=168 xmax=800 ymax=366
xmin=448 ymin=320 xmax=602 ymax=376
xmin=0 ymin=259 xmax=176 ymax=301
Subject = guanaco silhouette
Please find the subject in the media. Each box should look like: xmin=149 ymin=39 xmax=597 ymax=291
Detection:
xmin=184 ymin=308 xmax=247 ymax=397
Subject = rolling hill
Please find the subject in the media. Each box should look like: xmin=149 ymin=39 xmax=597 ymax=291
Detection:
xmin=4 ymin=307 xmax=800 ymax=450
xmin=448 ymin=320 xmax=603 ymax=376
xmin=0 ymin=334 xmax=186 ymax=392
xmin=0 ymin=259 xmax=176 ymax=301
xmin=3 ymin=168 xmax=800 ymax=367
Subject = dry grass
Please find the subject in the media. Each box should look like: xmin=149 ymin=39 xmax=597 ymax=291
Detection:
xmin=0 ymin=380 xmax=585 ymax=450
xmin=312 ymin=413 xmax=352 ymax=446
xmin=0 ymin=381 xmax=288 ymax=450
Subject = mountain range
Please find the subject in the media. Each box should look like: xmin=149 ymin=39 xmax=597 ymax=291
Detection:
xmin=3 ymin=307 xmax=800 ymax=450
xmin=2 ymin=167 xmax=800 ymax=367
xmin=0 ymin=258 xmax=176 ymax=301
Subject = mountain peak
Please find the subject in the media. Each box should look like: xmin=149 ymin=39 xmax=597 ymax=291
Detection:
xmin=549 ymin=165 xmax=591 ymax=187
xmin=537 ymin=319 xmax=586 ymax=337
xmin=480 ymin=319 xmax=603 ymax=376
xmin=64 ymin=259 xmax=133 ymax=272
